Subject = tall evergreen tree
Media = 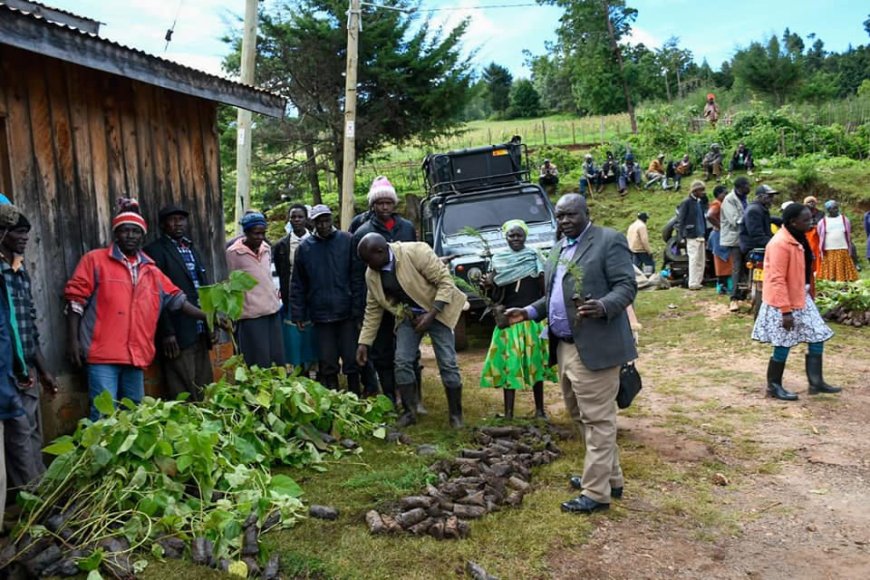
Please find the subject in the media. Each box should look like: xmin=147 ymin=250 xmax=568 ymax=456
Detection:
xmin=482 ymin=63 xmax=514 ymax=115
xmin=223 ymin=0 xmax=472 ymax=193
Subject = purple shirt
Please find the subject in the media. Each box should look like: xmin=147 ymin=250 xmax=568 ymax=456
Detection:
xmin=526 ymin=224 xmax=590 ymax=338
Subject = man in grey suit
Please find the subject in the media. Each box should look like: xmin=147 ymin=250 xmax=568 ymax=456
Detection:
xmin=506 ymin=194 xmax=637 ymax=514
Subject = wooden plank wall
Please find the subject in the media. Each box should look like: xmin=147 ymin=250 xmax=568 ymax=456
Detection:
xmin=0 ymin=45 xmax=228 ymax=438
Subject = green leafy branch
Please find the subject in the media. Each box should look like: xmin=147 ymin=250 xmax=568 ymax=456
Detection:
xmin=197 ymin=270 xmax=259 ymax=332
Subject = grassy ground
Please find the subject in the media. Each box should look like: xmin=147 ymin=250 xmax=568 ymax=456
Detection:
xmin=140 ymin=282 xmax=867 ymax=580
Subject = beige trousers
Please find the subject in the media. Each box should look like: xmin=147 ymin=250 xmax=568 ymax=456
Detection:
xmin=686 ymin=237 xmax=706 ymax=289
xmin=557 ymin=340 xmax=623 ymax=504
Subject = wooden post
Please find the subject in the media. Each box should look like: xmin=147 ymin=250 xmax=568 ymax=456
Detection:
xmin=571 ymin=121 xmax=576 ymax=145
xmin=340 ymin=0 xmax=361 ymax=230
xmin=233 ymin=0 xmax=258 ymax=235
xmin=488 ymin=128 xmax=492 ymax=144
xmin=599 ymin=117 xmax=605 ymax=144
xmin=542 ymin=120 xmax=547 ymax=145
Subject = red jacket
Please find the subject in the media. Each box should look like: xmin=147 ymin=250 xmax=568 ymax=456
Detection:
xmin=64 ymin=245 xmax=185 ymax=368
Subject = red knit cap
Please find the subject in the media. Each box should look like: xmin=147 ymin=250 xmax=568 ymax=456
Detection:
xmin=112 ymin=198 xmax=147 ymax=234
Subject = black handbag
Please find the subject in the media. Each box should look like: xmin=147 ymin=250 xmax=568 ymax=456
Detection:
xmin=616 ymin=363 xmax=642 ymax=409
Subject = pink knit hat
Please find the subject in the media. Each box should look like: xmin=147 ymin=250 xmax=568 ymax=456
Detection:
xmin=367 ymin=176 xmax=398 ymax=205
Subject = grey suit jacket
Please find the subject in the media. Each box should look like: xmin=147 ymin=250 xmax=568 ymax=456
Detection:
xmin=530 ymin=224 xmax=638 ymax=371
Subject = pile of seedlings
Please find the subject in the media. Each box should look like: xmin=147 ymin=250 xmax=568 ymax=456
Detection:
xmin=366 ymin=424 xmax=568 ymax=539
xmin=0 ymin=361 xmax=392 ymax=579
xmin=816 ymin=279 xmax=870 ymax=327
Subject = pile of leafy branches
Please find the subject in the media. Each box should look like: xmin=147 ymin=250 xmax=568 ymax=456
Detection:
xmin=2 ymin=363 xmax=392 ymax=578
xmin=815 ymin=278 xmax=870 ymax=327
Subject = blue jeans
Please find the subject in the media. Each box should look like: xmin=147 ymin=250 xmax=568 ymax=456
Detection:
xmin=87 ymin=364 xmax=144 ymax=421
xmin=395 ymin=319 xmax=461 ymax=389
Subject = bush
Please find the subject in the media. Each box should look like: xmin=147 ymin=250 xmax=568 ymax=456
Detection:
xmin=794 ymin=157 xmax=820 ymax=188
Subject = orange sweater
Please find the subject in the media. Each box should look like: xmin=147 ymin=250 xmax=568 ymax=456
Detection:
xmin=761 ymin=228 xmax=808 ymax=313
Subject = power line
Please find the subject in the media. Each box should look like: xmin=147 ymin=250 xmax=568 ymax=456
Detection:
xmin=163 ymin=0 xmax=185 ymax=51
xmin=419 ymin=3 xmax=539 ymax=12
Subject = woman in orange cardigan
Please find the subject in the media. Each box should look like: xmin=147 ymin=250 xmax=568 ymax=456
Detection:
xmin=751 ymin=203 xmax=840 ymax=401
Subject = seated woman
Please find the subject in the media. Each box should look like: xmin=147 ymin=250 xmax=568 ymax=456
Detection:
xmin=480 ymin=220 xmax=556 ymax=419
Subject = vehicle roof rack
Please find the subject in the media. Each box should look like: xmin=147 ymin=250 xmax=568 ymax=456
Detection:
xmin=422 ymin=142 xmax=530 ymax=197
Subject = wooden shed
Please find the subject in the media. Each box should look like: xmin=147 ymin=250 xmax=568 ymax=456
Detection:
xmin=0 ymin=1 xmax=285 ymax=439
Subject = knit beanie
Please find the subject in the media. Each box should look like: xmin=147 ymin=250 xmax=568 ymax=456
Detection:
xmin=367 ymin=176 xmax=398 ymax=206
xmin=112 ymin=198 xmax=147 ymax=234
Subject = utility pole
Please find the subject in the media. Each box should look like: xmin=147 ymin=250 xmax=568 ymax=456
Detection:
xmin=340 ymin=0 xmax=361 ymax=230
xmin=234 ymin=0 xmax=259 ymax=234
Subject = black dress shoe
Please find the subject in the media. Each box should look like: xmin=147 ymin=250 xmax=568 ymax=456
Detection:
xmin=561 ymin=495 xmax=609 ymax=514
xmin=568 ymin=476 xmax=623 ymax=499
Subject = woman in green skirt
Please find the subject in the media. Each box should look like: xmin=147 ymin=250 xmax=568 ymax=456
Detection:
xmin=480 ymin=220 xmax=556 ymax=419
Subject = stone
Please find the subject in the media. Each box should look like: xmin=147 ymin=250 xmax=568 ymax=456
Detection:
xmin=309 ymin=505 xmax=339 ymax=520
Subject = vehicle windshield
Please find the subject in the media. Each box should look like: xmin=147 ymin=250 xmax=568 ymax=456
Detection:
xmin=441 ymin=193 xmax=550 ymax=236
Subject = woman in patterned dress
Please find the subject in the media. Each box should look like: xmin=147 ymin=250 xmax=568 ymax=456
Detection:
xmin=480 ymin=220 xmax=556 ymax=419
xmin=751 ymin=203 xmax=840 ymax=401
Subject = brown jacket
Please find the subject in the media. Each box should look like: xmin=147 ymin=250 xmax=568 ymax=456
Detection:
xmin=359 ymin=242 xmax=466 ymax=345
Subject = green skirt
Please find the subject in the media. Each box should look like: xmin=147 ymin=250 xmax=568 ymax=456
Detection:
xmin=480 ymin=320 xmax=557 ymax=390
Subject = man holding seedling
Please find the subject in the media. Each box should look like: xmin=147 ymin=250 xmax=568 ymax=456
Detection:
xmin=505 ymin=194 xmax=637 ymax=515
xmin=356 ymin=234 xmax=467 ymax=429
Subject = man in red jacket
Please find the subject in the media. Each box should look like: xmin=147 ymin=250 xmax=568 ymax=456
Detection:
xmin=64 ymin=200 xmax=210 ymax=420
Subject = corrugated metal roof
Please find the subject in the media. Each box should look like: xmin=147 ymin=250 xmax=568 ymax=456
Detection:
xmin=0 ymin=2 xmax=286 ymax=117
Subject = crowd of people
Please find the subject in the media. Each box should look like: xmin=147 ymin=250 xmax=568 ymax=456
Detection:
xmin=573 ymin=141 xmax=759 ymax=197
xmin=0 ymin=136 xmax=865 ymax=523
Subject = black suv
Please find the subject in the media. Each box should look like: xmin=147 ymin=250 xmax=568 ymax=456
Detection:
xmin=420 ymin=142 xmax=557 ymax=347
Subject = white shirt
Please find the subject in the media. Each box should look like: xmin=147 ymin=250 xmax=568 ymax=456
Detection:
xmin=823 ymin=216 xmax=848 ymax=250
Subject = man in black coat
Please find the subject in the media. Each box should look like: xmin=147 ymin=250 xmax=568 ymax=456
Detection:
xmin=739 ymin=185 xmax=780 ymax=253
xmin=143 ymin=205 xmax=213 ymax=401
xmin=506 ymin=194 xmax=637 ymax=515
xmin=677 ymin=180 xmax=710 ymax=290
xmin=351 ymin=176 xmax=417 ymax=403
xmin=291 ymin=205 xmax=360 ymax=394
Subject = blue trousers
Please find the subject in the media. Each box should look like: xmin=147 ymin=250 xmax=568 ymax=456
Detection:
xmin=87 ymin=364 xmax=144 ymax=421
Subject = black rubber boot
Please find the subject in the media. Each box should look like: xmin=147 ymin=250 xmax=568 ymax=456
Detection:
xmin=806 ymin=354 xmax=842 ymax=394
xmin=415 ymin=365 xmax=427 ymax=415
xmin=378 ymin=368 xmax=396 ymax=405
xmin=322 ymin=374 xmax=340 ymax=391
xmin=445 ymin=386 xmax=463 ymax=429
xmin=766 ymin=358 xmax=798 ymax=401
xmin=346 ymin=373 xmax=361 ymax=397
xmin=395 ymin=383 xmax=417 ymax=428
xmin=502 ymin=389 xmax=515 ymax=420
xmin=532 ymin=382 xmax=547 ymax=419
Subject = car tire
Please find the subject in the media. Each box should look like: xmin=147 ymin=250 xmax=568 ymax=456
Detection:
xmin=454 ymin=312 xmax=468 ymax=352
xmin=663 ymin=236 xmax=688 ymax=263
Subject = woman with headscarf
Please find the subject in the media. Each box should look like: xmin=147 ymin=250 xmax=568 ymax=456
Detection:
xmin=817 ymin=200 xmax=858 ymax=282
xmin=480 ymin=220 xmax=556 ymax=419
xmin=226 ymin=212 xmax=286 ymax=368
xmin=751 ymin=203 xmax=839 ymax=401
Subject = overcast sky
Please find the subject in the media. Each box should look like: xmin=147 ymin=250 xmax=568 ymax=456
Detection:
xmin=44 ymin=0 xmax=870 ymax=81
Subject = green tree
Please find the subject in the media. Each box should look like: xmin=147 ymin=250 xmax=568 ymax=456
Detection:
xmin=732 ymin=35 xmax=802 ymax=105
xmin=538 ymin=0 xmax=638 ymax=131
xmin=507 ymin=80 xmax=541 ymax=118
xmin=482 ymin=62 xmax=513 ymax=115
xmin=223 ymin=0 xmax=472 ymax=197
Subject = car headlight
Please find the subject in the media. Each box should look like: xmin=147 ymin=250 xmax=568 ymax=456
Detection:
xmin=467 ymin=267 xmax=483 ymax=282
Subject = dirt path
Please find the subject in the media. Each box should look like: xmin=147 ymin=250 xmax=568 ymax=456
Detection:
xmin=443 ymin=306 xmax=869 ymax=579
